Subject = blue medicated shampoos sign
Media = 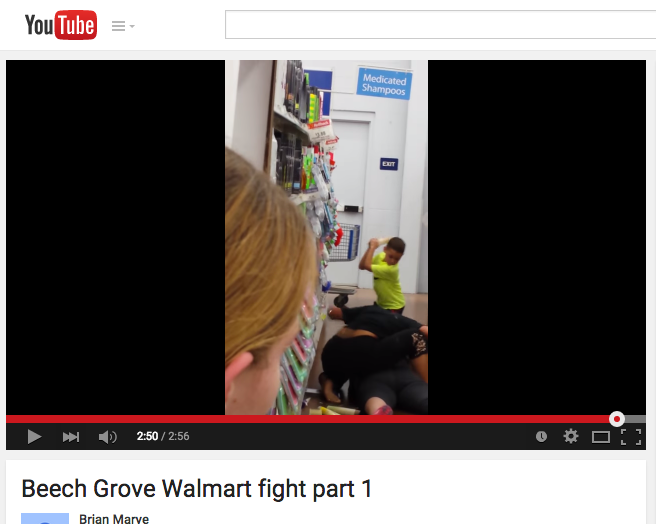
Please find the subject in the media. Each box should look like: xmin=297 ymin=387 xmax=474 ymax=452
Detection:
xmin=357 ymin=68 xmax=412 ymax=100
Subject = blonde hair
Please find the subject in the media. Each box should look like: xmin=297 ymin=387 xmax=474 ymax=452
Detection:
xmin=225 ymin=146 xmax=316 ymax=368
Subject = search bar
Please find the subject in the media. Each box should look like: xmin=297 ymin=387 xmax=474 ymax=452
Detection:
xmin=226 ymin=10 xmax=656 ymax=39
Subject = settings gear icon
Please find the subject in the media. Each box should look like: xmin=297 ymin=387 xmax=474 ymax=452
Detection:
xmin=563 ymin=428 xmax=578 ymax=444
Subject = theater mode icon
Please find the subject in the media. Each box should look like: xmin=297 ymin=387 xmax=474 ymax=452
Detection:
xmin=21 ymin=513 xmax=69 ymax=524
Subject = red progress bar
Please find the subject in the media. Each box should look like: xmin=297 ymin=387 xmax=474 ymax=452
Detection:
xmin=6 ymin=415 xmax=610 ymax=424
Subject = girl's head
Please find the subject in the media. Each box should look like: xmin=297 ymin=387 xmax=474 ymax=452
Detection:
xmin=225 ymin=146 xmax=316 ymax=415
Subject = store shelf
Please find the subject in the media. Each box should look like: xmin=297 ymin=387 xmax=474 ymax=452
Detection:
xmin=274 ymin=308 xmax=325 ymax=416
xmin=269 ymin=64 xmax=337 ymax=414
xmin=313 ymin=318 xmax=324 ymax=347
xmin=290 ymin=192 xmax=323 ymax=206
xmin=274 ymin=109 xmax=311 ymax=146
xmin=299 ymin=352 xmax=316 ymax=408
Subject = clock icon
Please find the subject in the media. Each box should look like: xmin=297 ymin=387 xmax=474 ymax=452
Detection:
xmin=536 ymin=431 xmax=548 ymax=443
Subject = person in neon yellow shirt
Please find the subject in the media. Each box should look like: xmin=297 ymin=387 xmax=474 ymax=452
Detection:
xmin=359 ymin=237 xmax=406 ymax=314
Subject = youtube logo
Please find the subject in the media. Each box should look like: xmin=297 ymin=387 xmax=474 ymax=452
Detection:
xmin=25 ymin=11 xmax=97 ymax=40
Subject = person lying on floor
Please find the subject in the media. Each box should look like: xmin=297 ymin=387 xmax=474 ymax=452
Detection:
xmin=350 ymin=360 xmax=428 ymax=416
xmin=319 ymin=305 xmax=428 ymax=415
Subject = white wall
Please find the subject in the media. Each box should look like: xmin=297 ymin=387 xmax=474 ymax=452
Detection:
xmin=231 ymin=60 xmax=273 ymax=170
xmin=224 ymin=60 xmax=240 ymax=148
xmin=418 ymin=147 xmax=429 ymax=294
xmin=303 ymin=60 xmax=418 ymax=290
xmin=398 ymin=60 xmax=429 ymax=294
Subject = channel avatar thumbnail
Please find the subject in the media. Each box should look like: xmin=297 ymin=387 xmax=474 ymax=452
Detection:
xmin=22 ymin=514 xmax=69 ymax=524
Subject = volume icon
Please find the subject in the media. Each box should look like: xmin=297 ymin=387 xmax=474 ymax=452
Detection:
xmin=99 ymin=430 xmax=118 ymax=445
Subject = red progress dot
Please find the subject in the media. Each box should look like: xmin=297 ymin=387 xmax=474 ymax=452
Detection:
xmin=614 ymin=416 xmax=620 ymax=422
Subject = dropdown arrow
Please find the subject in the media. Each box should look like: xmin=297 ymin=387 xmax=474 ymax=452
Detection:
xmin=130 ymin=25 xmax=135 ymax=28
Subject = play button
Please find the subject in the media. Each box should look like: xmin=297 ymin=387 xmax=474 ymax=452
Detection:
xmin=27 ymin=429 xmax=42 ymax=444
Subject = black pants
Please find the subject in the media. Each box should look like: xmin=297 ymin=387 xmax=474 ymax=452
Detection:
xmin=351 ymin=365 xmax=428 ymax=415
xmin=374 ymin=303 xmax=404 ymax=315
xmin=321 ymin=328 xmax=422 ymax=392
xmin=343 ymin=304 xmax=405 ymax=315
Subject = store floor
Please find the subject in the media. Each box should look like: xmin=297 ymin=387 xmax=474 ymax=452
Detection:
xmin=303 ymin=289 xmax=428 ymax=415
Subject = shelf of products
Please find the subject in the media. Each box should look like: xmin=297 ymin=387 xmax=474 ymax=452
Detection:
xmin=264 ymin=60 xmax=343 ymax=415
xmin=273 ymin=110 xmax=311 ymax=146
xmin=272 ymin=149 xmax=340 ymax=415
xmin=313 ymin=318 xmax=324 ymax=347
xmin=273 ymin=60 xmax=323 ymax=127
xmin=289 ymin=192 xmax=323 ymax=206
